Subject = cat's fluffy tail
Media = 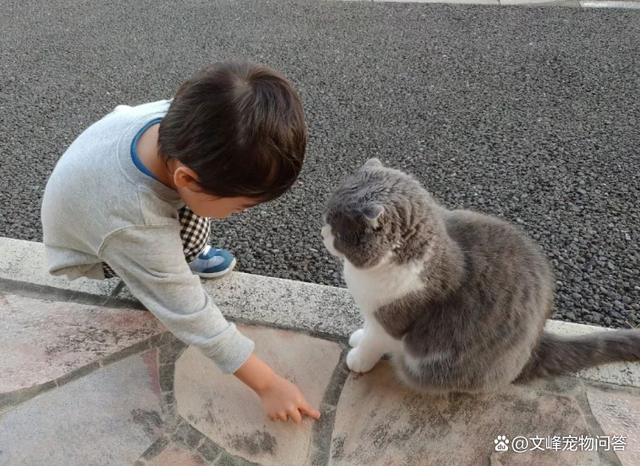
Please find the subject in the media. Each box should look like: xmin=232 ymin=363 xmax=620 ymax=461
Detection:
xmin=518 ymin=329 xmax=640 ymax=380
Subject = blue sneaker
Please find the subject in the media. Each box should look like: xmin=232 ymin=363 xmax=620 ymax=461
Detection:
xmin=189 ymin=245 xmax=237 ymax=278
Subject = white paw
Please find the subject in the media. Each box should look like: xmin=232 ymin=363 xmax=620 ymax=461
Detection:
xmin=349 ymin=328 xmax=365 ymax=348
xmin=346 ymin=347 xmax=379 ymax=374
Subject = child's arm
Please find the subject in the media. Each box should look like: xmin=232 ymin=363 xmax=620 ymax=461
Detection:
xmin=101 ymin=226 xmax=254 ymax=370
xmin=101 ymin=226 xmax=319 ymax=423
xmin=234 ymin=354 xmax=321 ymax=423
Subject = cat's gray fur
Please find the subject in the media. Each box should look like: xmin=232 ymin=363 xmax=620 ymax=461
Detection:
xmin=323 ymin=159 xmax=640 ymax=393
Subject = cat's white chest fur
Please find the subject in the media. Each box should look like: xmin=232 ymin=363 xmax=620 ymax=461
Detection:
xmin=343 ymin=255 xmax=425 ymax=316
xmin=321 ymin=220 xmax=426 ymax=374
xmin=341 ymin=256 xmax=424 ymax=373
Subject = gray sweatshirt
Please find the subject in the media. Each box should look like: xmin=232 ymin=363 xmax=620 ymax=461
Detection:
xmin=41 ymin=100 xmax=254 ymax=374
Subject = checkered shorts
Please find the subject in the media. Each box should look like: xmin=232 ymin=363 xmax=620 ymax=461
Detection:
xmin=102 ymin=205 xmax=211 ymax=278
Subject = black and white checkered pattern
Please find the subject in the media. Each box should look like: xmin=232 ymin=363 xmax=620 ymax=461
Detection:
xmin=178 ymin=205 xmax=211 ymax=263
xmin=102 ymin=205 xmax=211 ymax=278
xmin=102 ymin=262 xmax=117 ymax=279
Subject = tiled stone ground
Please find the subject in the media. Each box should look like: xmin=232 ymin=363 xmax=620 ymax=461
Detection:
xmin=0 ymin=292 xmax=164 ymax=394
xmin=331 ymin=364 xmax=600 ymax=466
xmin=0 ymin=349 xmax=164 ymax=466
xmin=175 ymin=327 xmax=342 ymax=466
xmin=1 ymin=285 xmax=639 ymax=466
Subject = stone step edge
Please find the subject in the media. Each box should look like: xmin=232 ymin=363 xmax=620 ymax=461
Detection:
xmin=0 ymin=236 xmax=360 ymax=338
xmin=1 ymin=236 xmax=639 ymax=388
xmin=334 ymin=0 xmax=640 ymax=9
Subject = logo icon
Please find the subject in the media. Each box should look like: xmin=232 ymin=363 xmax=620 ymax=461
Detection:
xmin=494 ymin=436 xmax=510 ymax=452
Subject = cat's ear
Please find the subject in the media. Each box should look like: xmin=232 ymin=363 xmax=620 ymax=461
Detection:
xmin=362 ymin=204 xmax=384 ymax=228
xmin=364 ymin=158 xmax=383 ymax=169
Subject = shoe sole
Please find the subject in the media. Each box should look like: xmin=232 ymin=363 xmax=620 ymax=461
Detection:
xmin=194 ymin=258 xmax=237 ymax=279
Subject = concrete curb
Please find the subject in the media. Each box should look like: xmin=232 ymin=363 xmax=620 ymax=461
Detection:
xmin=0 ymin=237 xmax=362 ymax=339
xmin=1 ymin=236 xmax=639 ymax=388
xmin=329 ymin=0 xmax=640 ymax=8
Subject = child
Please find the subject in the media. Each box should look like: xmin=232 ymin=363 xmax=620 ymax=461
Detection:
xmin=41 ymin=62 xmax=320 ymax=424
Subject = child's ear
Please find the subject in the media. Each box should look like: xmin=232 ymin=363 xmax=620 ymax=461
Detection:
xmin=174 ymin=165 xmax=201 ymax=190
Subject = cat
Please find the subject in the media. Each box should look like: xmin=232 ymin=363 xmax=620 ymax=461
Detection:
xmin=321 ymin=158 xmax=640 ymax=393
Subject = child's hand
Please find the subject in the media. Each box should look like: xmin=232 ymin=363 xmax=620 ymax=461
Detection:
xmin=234 ymin=354 xmax=321 ymax=423
xmin=257 ymin=376 xmax=321 ymax=423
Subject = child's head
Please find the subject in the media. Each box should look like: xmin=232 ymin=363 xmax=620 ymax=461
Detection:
xmin=158 ymin=62 xmax=307 ymax=218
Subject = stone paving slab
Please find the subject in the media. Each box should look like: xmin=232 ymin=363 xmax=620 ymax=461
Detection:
xmin=500 ymin=0 xmax=577 ymax=4
xmin=581 ymin=0 xmax=640 ymax=6
xmin=587 ymin=386 xmax=640 ymax=466
xmin=145 ymin=444 xmax=209 ymax=466
xmin=0 ymin=237 xmax=119 ymax=297
xmin=175 ymin=326 xmax=342 ymax=466
xmin=335 ymin=0 xmax=639 ymax=6
xmin=0 ymin=349 xmax=163 ymax=466
xmin=373 ymin=0 xmax=500 ymax=4
xmin=0 ymin=292 xmax=164 ymax=394
xmin=330 ymin=362 xmax=600 ymax=466
xmin=336 ymin=0 xmax=640 ymax=6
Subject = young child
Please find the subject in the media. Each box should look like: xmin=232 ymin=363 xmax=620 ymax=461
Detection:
xmin=41 ymin=62 xmax=320 ymax=424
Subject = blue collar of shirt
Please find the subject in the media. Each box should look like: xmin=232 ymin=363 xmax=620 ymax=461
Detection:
xmin=130 ymin=118 xmax=162 ymax=182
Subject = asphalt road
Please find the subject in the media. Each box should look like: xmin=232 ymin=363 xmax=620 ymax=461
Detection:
xmin=1 ymin=0 xmax=639 ymax=328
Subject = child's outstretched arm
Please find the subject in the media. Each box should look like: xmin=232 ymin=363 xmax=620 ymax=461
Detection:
xmin=101 ymin=227 xmax=320 ymax=424
xmin=234 ymin=354 xmax=321 ymax=423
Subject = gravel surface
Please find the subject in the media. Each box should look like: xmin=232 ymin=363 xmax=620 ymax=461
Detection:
xmin=1 ymin=0 xmax=639 ymax=328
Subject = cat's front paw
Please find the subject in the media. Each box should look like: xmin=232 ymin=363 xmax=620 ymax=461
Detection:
xmin=346 ymin=347 xmax=379 ymax=374
xmin=349 ymin=328 xmax=365 ymax=348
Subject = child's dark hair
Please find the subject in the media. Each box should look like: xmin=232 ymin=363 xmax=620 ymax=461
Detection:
xmin=158 ymin=62 xmax=307 ymax=202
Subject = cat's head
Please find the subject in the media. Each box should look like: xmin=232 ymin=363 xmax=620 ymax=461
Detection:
xmin=322 ymin=158 xmax=436 ymax=269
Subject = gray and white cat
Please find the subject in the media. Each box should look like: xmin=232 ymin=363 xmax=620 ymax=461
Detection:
xmin=322 ymin=158 xmax=640 ymax=393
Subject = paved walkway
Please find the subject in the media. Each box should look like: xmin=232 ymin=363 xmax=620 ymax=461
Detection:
xmin=340 ymin=0 xmax=640 ymax=8
xmin=344 ymin=0 xmax=640 ymax=9
xmin=1 ymin=238 xmax=640 ymax=466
